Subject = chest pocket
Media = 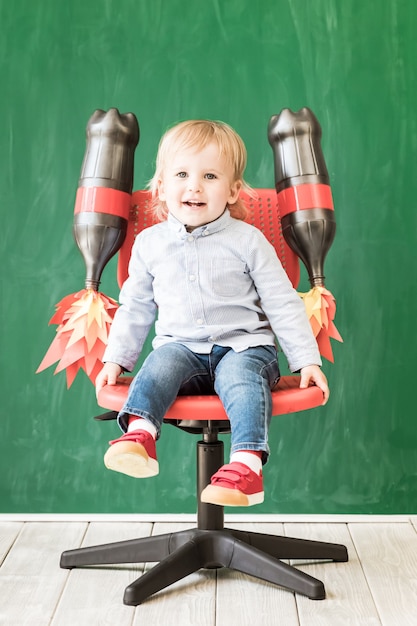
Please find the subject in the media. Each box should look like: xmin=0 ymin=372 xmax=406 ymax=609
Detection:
xmin=211 ymin=258 xmax=250 ymax=297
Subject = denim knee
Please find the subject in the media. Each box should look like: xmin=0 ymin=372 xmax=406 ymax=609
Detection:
xmin=118 ymin=343 xmax=210 ymax=434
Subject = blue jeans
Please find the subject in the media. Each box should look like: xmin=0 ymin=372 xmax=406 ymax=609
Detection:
xmin=118 ymin=343 xmax=280 ymax=463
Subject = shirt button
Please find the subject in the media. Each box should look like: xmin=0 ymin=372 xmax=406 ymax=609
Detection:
xmin=196 ymin=318 xmax=204 ymax=325
xmin=187 ymin=236 xmax=194 ymax=242
xmin=189 ymin=274 xmax=196 ymax=282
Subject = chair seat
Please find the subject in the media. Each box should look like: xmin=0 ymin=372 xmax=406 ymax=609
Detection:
xmin=97 ymin=375 xmax=324 ymax=420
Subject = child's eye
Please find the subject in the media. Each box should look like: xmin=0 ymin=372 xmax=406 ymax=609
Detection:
xmin=176 ymin=171 xmax=187 ymax=178
xmin=205 ymin=173 xmax=216 ymax=179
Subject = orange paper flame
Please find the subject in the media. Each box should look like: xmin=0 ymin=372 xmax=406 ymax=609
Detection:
xmin=299 ymin=286 xmax=343 ymax=362
xmin=37 ymin=289 xmax=118 ymax=387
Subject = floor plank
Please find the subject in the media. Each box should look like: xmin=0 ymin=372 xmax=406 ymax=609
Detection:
xmin=0 ymin=522 xmax=86 ymax=626
xmin=0 ymin=522 xmax=23 ymax=564
xmin=285 ymin=522 xmax=382 ymax=625
xmin=52 ymin=521 xmax=153 ymax=626
xmin=349 ymin=522 xmax=417 ymax=626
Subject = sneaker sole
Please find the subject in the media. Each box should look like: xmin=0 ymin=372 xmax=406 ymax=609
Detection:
xmin=104 ymin=441 xmax=159 ymax=478
xmin=200 ymin=485 xmax=264 ymax=507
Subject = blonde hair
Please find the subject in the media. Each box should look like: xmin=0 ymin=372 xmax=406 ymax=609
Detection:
xmin=148 ymin=119 xmax=252 ymax=221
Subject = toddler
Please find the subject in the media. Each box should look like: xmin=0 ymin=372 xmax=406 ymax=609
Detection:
xmin=95 ymin=119 xmax=329 ymax=507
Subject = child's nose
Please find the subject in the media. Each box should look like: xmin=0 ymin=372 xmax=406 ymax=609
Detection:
xmin=188 ymin=177 xmax=202 ymax=192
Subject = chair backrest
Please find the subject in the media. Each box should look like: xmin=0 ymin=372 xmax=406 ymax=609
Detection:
xmin=117 ymin=189 xmax=300 ymax=289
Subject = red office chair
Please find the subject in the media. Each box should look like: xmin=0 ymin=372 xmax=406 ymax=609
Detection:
xmin=60 ymin=189 xmax=348 ymax=605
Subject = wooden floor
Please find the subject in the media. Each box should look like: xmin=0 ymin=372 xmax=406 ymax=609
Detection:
xmin=1 ymin=517 xmax=417 ymax=625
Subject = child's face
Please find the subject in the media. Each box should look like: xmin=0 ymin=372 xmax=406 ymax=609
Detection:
xmin=157 ymin=142 xmax=241 ymax=230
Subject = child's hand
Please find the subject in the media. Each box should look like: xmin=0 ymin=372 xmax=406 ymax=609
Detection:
xmin=95 ymin=362 xmax=123 ymax=398
xmin=299 ymin=365 xmax=330 ymax=405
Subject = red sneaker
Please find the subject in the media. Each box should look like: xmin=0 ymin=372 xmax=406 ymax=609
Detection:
xmin=104 ymin=430 xmax=159 ymax=478
xmin=200 ymin=462 xmax=264 ymax=507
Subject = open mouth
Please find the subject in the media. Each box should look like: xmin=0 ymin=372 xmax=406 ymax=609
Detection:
xmin=184 ymin=201 xmax=205 ymax=207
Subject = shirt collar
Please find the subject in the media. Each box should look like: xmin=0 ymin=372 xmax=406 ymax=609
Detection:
xmin=167 ymin=209 xmax=232 ymax=239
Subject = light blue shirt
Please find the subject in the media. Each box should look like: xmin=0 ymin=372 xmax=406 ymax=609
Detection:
xmin=103 ymin=209 xmax=322 ymax=373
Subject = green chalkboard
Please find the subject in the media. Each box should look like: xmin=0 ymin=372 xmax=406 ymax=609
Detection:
xmin=1 ymin=0 xmax=416 ymax=514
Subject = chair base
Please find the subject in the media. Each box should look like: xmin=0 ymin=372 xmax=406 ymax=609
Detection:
xmin=60 ymin=524 xmax=348 ymax=604
xmin=60 ymin=433 xmax=348 ymax=605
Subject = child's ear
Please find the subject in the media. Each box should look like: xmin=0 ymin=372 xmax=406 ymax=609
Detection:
xmin=157 ymin=178 xmax=165 ymax=200
xmin=228 ymin=180 xmax=242 ymax=204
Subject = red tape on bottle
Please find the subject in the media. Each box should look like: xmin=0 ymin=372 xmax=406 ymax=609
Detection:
xmin=277 ymin=183 xmax=334 ymax=218
xmin=74 ymin=187 xmax=131 ymax=219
